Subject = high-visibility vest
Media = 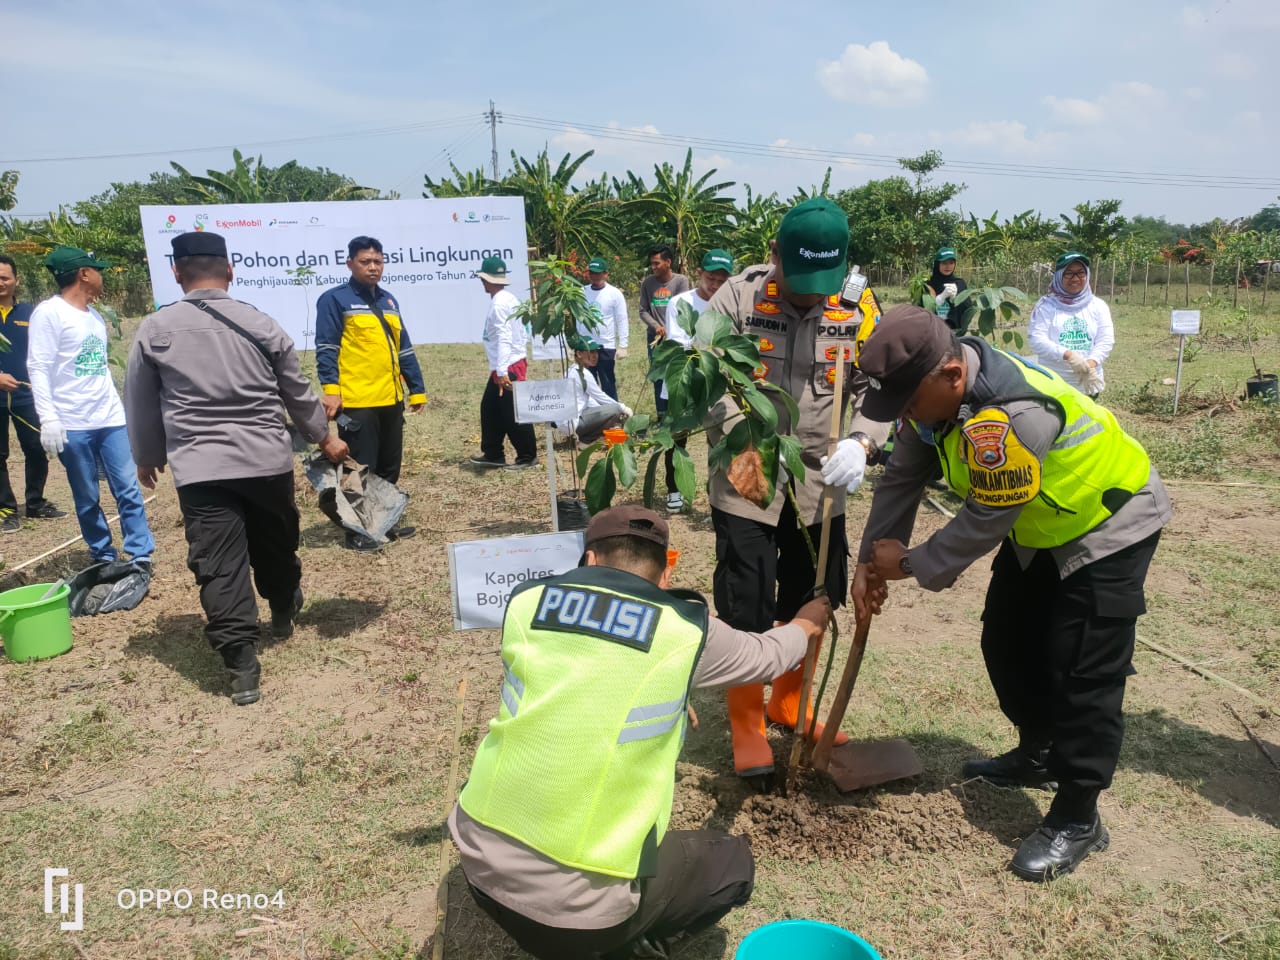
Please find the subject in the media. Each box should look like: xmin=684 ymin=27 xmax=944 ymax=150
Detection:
xmin=458 ymin=565 xmax=708 ymax=880
xmin=926 ymin=338 xmax=1151 ymax=548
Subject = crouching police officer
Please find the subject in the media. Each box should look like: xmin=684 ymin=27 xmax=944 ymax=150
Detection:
xmin=449 ymin=505 xmax=830 ymax=959
xmin=852 ymin=306 xmax=1170 ymax=882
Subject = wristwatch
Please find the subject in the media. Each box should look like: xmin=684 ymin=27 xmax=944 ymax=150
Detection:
xmin=899 ymin=553 xmax=913 ymax=577
xmin=851 ymin=431 xmax=881 ymax=465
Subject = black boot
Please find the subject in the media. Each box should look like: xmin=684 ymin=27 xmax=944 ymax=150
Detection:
xmin=269 ymin=587 xmax=304 ymax=639
xmin=1009 ymin=813 xmax=1109 ymax=882
xmin=962 ymin=740 xmax=1057 ymax=790
xmin=224 ymin=642 xmax=261 ymax=706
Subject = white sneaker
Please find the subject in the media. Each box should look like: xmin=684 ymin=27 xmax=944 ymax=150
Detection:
xmin=666 ymin=492 xmax=684 ymax=512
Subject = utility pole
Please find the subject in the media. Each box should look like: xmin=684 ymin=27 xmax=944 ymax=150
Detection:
xmin=485 ymin=100 xmax=502 ymax=180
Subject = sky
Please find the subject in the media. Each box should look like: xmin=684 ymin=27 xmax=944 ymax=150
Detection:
xmin=6 ymin=0 xmax=1279 ymax=228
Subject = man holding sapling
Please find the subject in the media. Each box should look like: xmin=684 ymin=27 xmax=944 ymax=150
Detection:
xmin=700 ymin=199 xmax=890 ymax=781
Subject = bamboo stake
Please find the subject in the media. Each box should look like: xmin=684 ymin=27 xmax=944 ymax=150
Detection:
xmin=1136 ymin=634 xmax=1276 ymax=716
xmin=1143 ymin=261 xmax=1150 ymax=305
xmin=432 ymin=678 xmax=468 ymax=960
xmin=1165 ymin=260 xmax=1171 ymax=305
xmin=1234 ymin=259 xmax=1241 ymax=308
xmin=786 ymin=350 xmax=846 ymax=789
xmin=2 ymin=495 xmax=160 ymax=577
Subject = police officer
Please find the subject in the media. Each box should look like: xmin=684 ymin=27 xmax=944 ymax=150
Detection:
xmin=852 ymin=306 xmax=1171 ymax=881
xmin=449 ymin=505 xmax=831 ymax=959
xmin=703 ymin=198 xmax=888 ymax=779
xmin=125 ymin=232 xmax=349 ymax=705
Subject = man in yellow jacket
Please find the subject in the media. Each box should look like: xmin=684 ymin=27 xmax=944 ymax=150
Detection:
xmin=315 ymin=236 xmax=425 ymax=549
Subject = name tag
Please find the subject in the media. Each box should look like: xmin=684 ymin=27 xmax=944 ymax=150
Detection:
xmin=532 ymin=586 xmax=659 ymax=651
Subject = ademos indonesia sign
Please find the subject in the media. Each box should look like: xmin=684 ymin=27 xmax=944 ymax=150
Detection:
xmin=139 ymin=198 xmax=528 ymax=345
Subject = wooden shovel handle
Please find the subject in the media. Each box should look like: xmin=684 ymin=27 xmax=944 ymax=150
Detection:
xmin=811 ymin=614 xmax=871 ymax=772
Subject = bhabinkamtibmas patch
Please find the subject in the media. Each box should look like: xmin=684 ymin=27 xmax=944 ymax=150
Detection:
xmin=962 ymin=408 xmax=1040 ymax=506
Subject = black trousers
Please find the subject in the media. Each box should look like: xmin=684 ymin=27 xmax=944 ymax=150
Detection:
xmin=979 ymin=531 xmax=1161 ymax=823
xmin=468 ymin=830 xmax=753 ymax=960
xmin=594 ymin=348 xmax=619 ymax=400
xmin=480 ymin=375 xmax=537 ymax=464
xmin=711 ymin=494 xmax=848 ymax=632
xmin=177 ymin=473 xmax=302 ymax=670
xmin=340 ymin=403 xmax=404 ymax=485
xmin=0 ymin=402 xmax=49 ymax=514
xmin=662 ymin=437 xmax=689 ymax=494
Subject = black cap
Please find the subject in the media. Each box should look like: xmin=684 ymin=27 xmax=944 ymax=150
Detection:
xmin=171 ymin=231 xmax=228 ymax=260
xmin=584 ymin=505 xmax=669 ymax=550
xmin=858 ymin=305 xmax=956 ymax=421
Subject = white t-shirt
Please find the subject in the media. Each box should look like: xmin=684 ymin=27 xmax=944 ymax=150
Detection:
xmin=483 ymin=289 xmax=527 ymax=374
xmin=582 ymin=283 xmax=628 ymax=350
xmin=1028 ymin=295 xmax=1115 ymax=393
xmin=27 ymin=296 xmax=126 ymax=430
xmin=659 ymin=289 xmax=708 ymax=399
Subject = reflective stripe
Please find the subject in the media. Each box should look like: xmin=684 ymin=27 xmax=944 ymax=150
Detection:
xmin=504 ymin=664 xmax=524 ymax=698
xmin=1060 ymin=414 xmax=1091 ymax=436
xmin=625 ymin=696 xmax=685 ymax=724
xmin=1051 ymin=422 xmax=1104 ymax=450
xmin=501 ymin=682 xmax=519 ymax=717
xmin=617 ymin=712 xmax=683 ymax=744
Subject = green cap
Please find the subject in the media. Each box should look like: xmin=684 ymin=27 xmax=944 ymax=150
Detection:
xmin=701 ymin=248 xmax=733 ymax=273
xmin=1056 ymin=251 xmax=1090 ymax=270
xmin=44 ymin=246 xmax=110 ymax=276
xmin=776 ymin=198 xmax=849 ymax=296
xmin=569 ymin=334 xmax=602 ymax=351
xmin=934 ymin=246 xmax=957 ymax=263
xmin=477 ymin=255 xmax=509 ymax=285
xmin=587 ymin=257 xmax=608 ymax=273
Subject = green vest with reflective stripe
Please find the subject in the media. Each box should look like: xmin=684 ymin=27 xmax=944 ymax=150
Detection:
xmin=458 ymin=565 xmax=708 ymax=880
xmin=932 ymin=339 xmax=1151 ymax=548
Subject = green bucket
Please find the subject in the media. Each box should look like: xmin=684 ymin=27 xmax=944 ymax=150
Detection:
xmin=0 ymin=582 xmax=73 ymax=662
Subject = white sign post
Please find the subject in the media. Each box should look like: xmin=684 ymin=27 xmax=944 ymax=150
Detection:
xmin=1170 ymin=310 xmax=1201 ymax=414
xmin=448 ymin=531 xmax=584 ymax=629
xmin=513 ymin=378 xmax=577 ymax=532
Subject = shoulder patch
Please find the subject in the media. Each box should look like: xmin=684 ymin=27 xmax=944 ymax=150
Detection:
xmin=765 ymin=280 xmax=779 ymax=299
xmin=962 ymin=408 xmax=1040 ymax=507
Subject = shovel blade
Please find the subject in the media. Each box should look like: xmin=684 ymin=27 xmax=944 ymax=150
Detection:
xmin=824 ymin=738 xmax=922 ymax=792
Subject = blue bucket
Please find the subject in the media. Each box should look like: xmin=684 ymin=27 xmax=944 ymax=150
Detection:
xmin=735 ymin=920 xmax=881 ymax=959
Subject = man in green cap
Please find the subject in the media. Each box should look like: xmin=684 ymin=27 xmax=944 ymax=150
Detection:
xmin=702 ymin=199 xmax=885 ymax=780
xmin=852 ymin=306 xmax=1169 ymax=881
xmin=471 ymin=256 xmax=537 ymax=468
xmin=583 ymin=257 xmax=628 ymax=400
xmin=558 ymin=334 xmax=633 ymax=444
xmin=28 ymin=247 xmax=155 ymax=568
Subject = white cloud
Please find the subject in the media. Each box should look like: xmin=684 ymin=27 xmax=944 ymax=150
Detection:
xmin=771 ymin=138 xmax=790 ymax=148
xmin=548 ymin=124 xmax=732 ymax=184
xmin=943 ymin=120 xmax=1061 ymax=158
xmin=816 ymin=41 xmax=929 ymax=107
xmin=1042 ymin=96 xmax=1104 ymax=126
xmin=850 ymin=133 xmax=877 ymax=147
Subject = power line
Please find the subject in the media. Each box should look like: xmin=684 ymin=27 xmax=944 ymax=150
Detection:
xmin=0 ymin=117 xmax=480 ymax=164
xmin=501 ymin=113 xmax=1280 ymax=192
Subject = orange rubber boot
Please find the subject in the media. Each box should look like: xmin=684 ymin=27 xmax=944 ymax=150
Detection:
xmin=766 ymin=665 xmax=850 ymax=745
xmin=726 ymin=683 xmax=774 ymax=777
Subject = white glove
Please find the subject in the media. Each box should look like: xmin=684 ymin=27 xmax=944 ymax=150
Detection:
xmin=820 ymin=438 xmax=867 ymax=492
xmin=616 ymin=347 xmax=629 ymax=360
xmin=41 ymin=421 xmax=67 ymax=457
xmin=621 ymin=405 xmax=634 ymax=418
xmin=1081 ymin=370 xmax=1104 ymax=395
xmin=1064 ymin=352 xmax=1093 ymax=379
xmin=943 ymin=283 xmax=958 ymax=300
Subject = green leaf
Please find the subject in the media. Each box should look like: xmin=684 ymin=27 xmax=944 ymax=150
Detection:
xmin=642 ymin=450 xmax=662 ymax=508
xmin=723 ymin=418 xmax=752 ymax=458
xmin=756 ymin=380 xmax=799 ymax=426
xmin=708 ymin=437 xmax=733 ymax=474
xmin=755 ymin=433 xmax=780 ymax=508
xmin=624 ymin=413 xmax=651 ymax=434
xmin=778 ymin=434 xmax=806 ymax=484
xmin=584 ymin=457 xmax=616 ymax=513
xmin=694 ymin=308 xmax=732 ymax=346
xmin=1011 ymin=332 xmax=1025 ymax=351
xmin=576 ymin=441 xmax=602 ymax=479
xmin=1001 ymin=330 xmax=1014 ymax=345
xmin=740 ymin=383 xmax=779 ymax=433
xmin=610 ymin=441 xmax=638 ymax=488
xmin=999 ymin=302 xmax=1015 ymax=322
xmin=672 ymin=444 xmax=696 ymax=504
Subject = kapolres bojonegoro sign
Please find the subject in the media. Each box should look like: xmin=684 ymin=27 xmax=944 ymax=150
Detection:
xmin=139 ymin=198 xmax=528 ymax=346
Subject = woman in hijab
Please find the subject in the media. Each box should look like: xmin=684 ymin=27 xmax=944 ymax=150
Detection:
xmin=1028 ymin=252 xmax=1114 ymax=397
xmin=925 ymin=246 xmax=970 ymax=332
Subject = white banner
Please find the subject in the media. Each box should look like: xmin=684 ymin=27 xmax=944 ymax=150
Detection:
xmin=1170 ymin=309 xmax=1201 ymax=335
xmin=139 ymin=198 xmax=529 ymax=346
xmin=448 ymin=531 xmax=585 ymax=630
